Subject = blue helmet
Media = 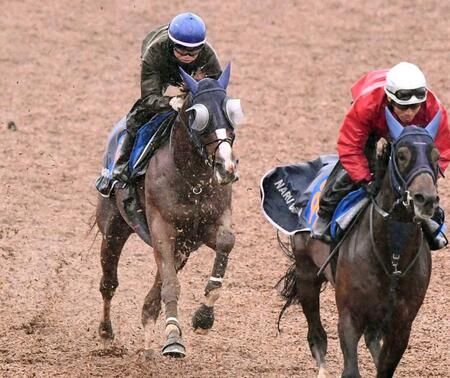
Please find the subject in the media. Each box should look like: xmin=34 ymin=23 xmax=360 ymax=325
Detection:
xmin=168 ymin=12 xmax=206 ymax=48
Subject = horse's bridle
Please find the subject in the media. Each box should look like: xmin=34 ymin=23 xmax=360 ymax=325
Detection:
xmin=168 ymin=90 xmax=235 ymax=195
xmin=181 ymin=88 xmax=236 ymax=168
xmin=203 ymin=135 xmax=236 ymax=167
xmin=369 ymin=130 xmax=439 ymax=278
xmin=373 ymin=129 xmax=439 ymax=217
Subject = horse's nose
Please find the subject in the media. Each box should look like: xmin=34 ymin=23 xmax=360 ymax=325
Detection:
xmin=215 ymin=160 xmax=239 ymax=184
xmin=414 ymin=192 xmax=439 ymax=212
xmin=216 ymin=160 xmax=237 ymax=175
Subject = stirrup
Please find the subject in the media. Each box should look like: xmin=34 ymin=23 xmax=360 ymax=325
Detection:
xmin=112 ymin=163 xmax=130 ymax=183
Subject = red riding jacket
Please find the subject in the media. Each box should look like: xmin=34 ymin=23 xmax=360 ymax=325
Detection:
xmin=337 ymin=69 xmax=450 ymax=183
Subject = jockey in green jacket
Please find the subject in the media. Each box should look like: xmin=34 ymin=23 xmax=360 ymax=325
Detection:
xmin=113 ymin=12 xmax=222 ymax=182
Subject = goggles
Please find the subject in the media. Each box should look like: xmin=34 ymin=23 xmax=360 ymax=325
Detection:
xmin=389 ymin=87 xmax=427 ymax=102
xmin=173 ymin=44 xmax=204 ymax=57
xmin=392 ymin=102 xmax=422 ymax=111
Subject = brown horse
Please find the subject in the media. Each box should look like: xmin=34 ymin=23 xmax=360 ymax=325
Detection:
xmin=278 ymin=108 xmax=442 ymax=377
xmin=95 ymin=64 xmax=243 ymax=358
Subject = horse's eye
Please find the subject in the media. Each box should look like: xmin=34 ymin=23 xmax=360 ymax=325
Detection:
xmin=430 ymin=147 xmax=440 ymax=164
xmin=396 ymin=147 xmax=411 ymax=166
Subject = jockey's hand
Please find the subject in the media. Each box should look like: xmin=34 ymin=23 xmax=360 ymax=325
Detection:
xmin=360 ymin=180 xmax=378 ymax=197
xmin=169 ymin=96 xmax=184 ymax=111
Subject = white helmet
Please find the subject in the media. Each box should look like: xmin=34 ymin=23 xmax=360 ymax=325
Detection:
xmin=385 ymin=62 xmax=427 ymax=105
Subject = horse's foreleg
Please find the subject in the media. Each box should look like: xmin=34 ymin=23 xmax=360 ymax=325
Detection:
xmin=376 ymin=323 xmax=411 ymax=378
xmin=364 ymin=324 xmax=381 ymax=369
xmin=338 ymin=308 xmax=365 ymax=378
xmin=147 ymin=211 xmax=185 ymax=357
xmin=195 ymin=218 xmax=235 ymax=334
xmin=98 ymin=226 xmax=131 ymax=340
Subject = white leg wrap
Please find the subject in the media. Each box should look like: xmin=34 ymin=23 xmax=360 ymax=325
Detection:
xmin=166 ymin=317 xmax=180 ymax=326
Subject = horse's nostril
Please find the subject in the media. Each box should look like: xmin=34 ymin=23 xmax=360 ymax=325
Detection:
xmin=414 ymin=194 xmax=425 ymax=204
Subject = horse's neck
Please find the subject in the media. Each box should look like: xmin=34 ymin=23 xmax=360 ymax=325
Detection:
xmin=171 ymin=118 xmax=211 ymax=182
xmin=372 ymin=172 xmax=422 ymax=257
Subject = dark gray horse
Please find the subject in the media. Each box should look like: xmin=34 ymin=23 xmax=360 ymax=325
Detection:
xmin=279 ymin=108 xmax=442 ymax=377
xmin=95 ymin=64 xmax=243 ymax=358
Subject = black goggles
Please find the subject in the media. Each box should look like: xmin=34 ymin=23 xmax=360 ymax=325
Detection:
xmin=392 ymin=102 xmax=422 ymax=111
xmin=173 ymin=44 xmax=204 ymax=57
xmin=390 ymin=87 xmax=427 ymax=101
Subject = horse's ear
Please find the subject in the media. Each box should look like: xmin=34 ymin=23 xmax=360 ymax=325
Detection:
xmin=218 ymin=63 xmax=231 ymax=89
xmin=179 ymin=67 xmax=199 ymax=94
xmin=385 ymin=107 xmax=404 ymax=141
xmin=425 ymin=109 xmax=441 ymax=140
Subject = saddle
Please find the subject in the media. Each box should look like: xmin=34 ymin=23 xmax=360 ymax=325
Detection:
xmin=260 ymin=155 xmax=369 ymax=242
xmin=95 ymin=110 xmax=177 ymax=197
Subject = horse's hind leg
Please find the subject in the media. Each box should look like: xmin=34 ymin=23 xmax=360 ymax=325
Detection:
xmin=140 ymin=269 xmax=162 ymax=358
xmin=292 ymin=233 xmax=328 ymax=377
xmin=97 ymin=197 xmax=132 ymax=340
xmin=194 ymin=215 xmax=235 ymax=334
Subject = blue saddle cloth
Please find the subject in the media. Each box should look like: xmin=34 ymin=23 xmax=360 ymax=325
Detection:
xmin=95 ymin=110 xmax=176 ymax=196
xmin=260 ymin=155 xmax=369 ymax=240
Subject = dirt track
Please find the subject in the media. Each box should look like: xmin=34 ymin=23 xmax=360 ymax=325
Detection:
xmin=1 ymin=1 xmax=449 ymax=377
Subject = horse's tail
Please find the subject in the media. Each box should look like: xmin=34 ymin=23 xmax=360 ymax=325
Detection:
xmin=86 ymin=211 xmax=100 ymax=251
xmin=275 ymin=262 xmax=299 ymax=332
xmin=275 ymin=231 xmax=299 ymax=332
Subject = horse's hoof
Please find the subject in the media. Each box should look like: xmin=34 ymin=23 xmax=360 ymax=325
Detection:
xmin=98 ymin=320 xmax=114 ymax=340
xmin=161 ymin=334 xmax=186 ymax=358
xmin=193 ymin=327 xmax=209 ymax=335
xmin=192 ymin=304 xmax=214 ymax=333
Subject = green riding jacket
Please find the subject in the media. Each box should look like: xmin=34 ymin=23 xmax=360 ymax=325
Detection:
xmin=140 ymin=24 xmax=222 ymax=112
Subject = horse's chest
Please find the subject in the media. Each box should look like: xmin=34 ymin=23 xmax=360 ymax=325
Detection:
xmin=172 ymin=197 xmax=224 ymax=222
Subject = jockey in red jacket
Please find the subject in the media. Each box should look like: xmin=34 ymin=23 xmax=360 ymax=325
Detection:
xmin=312 ymin=62 xmax=450 ymax=250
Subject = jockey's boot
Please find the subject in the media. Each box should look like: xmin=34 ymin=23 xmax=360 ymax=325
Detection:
xmin=422 ymin=218 xmax=448 ymax=251
xmin=311 ymin=213 xmax=332 ymax=243
xmin=112 ymin=131 xmax=135 ymax=183
xmin=310 ymin=162 xmax=357 ymax=244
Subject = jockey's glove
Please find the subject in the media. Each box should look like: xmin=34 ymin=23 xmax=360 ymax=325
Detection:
xmin=359 ymin=180 xmax=378 ymax=197
xmin=169 ymin=96 xmax=184 ymax=111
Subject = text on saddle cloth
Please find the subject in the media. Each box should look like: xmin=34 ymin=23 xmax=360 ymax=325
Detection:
xmin=260 ymin=155 xmax=369 ymax=240
xmin=260 ymin=155 xmax=338 ymax=235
